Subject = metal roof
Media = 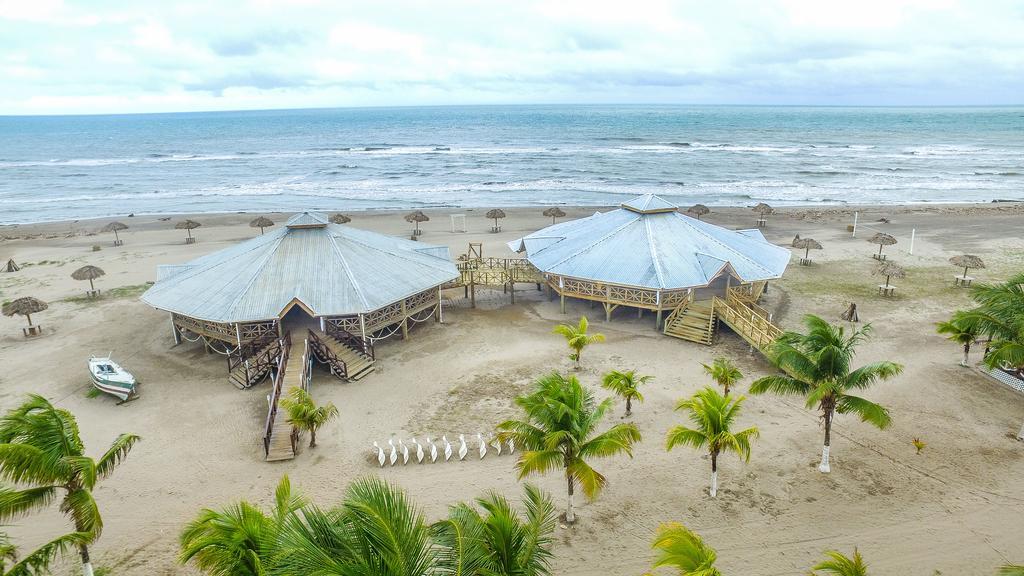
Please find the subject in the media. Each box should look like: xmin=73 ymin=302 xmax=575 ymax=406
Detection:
xmin=141 ymin=212 xmax=458 ymax=322
xmin=508 ymin=194 xmax=790 ymax=290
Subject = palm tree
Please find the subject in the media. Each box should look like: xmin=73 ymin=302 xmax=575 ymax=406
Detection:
xmin=937 ymin=312 xmax=980 ymax=367
xmin=552 ymin=316 xmax=605 ymax=369
xmin=750 ymin=315 xmax=901 ymax=473
xmin=811 ymin=548 xmax=868 ymax=576
xmin=279 ymin=387 xmax=339 ymax=448
xmin=497 ymin=373 xmax=641 ymax=524
xmin=648 ymin=522 xmax=722 ymax=576
xmin=957 ymin=273 xmax=1024 ymax=376
xmin=0 ymin=394 xmax=140 ymax=576
xmin=998 ymin=566 xmax=1024 ymax=576
xmin=601 ymin=370 xmax=651 ymax=416
xmin=0 ymin=528 xmax=90 ymax=576
xmin=702 ymin=357 xmax=743 ymax=396
xmin=180 ymin=475 xmax=305 ymax=576
xmin=432 ymin=483 xmax=557 ymax=575
xmin=666 ymin=387 xmax=759 ymax=498
xmin=272 ymin=476 xmax=437 ymax=575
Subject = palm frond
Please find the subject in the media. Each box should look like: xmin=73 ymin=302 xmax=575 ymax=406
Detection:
xmin=95 ymin=433 xmax=141 ymax=480
xmin=836 ymin=394 xmax=892 ymax=430
xmin=650 ymin=522 xmax=721 ymax=576
xmin=811 ymin=548 xmax=868 ymax=576
xmin=3 ymin=531 xmax=90 ymax=576
xmin=0 ymin=485 xmax=59 ymax=522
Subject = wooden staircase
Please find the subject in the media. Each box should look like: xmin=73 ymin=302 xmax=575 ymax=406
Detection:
xmin=664 ymin=298 xmax=717 ymax=345
xmin=264 ymin=333 xmax=311 ymax=462
xmin=228 ymin=337 xmax=281 ymax=389
xmin=308 ymin=328 xmax=375 ymax=381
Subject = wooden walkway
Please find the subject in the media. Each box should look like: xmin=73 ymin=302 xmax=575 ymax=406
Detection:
xmin=264 ymin=333 xmax=309 ymax=462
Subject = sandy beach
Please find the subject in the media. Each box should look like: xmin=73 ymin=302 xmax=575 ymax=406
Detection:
xmin=2 ymin=202 xmax=1023 ymax=575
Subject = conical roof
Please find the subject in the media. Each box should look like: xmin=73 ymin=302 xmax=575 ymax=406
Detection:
xmin=509 ymin=194 xmax=790 ymax=290
xmin=142 ymin=212 xmax=458 ymax=322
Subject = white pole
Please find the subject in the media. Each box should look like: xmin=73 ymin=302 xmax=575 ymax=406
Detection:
xmin=852 ymin=212 xmax=858 ymax=237
xmin=909 ymin=228 xmax=916 ymax=255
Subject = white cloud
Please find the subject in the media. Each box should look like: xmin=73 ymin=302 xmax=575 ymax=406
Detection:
xmin=0 ymin=0 xmax=1021 ymax=114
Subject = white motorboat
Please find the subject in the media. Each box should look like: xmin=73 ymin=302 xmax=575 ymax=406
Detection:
xmin=88 ymin=355 xmax=138 ymax=403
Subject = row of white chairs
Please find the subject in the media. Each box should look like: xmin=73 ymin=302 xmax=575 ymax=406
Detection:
xmin=371 ymin=433 xmax=514 ymax=467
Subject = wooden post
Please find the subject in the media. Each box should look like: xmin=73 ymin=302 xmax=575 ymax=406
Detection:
xmin=235 ymin=323 xmax=243 ymax=348
xmin=401 ymin=299 xmax=409 ymax=340
xmin=359 ymin=314 xmax=367 ymax=339
xmin=560 ymin=293 xmax=565 ymax=314
xmin=604 ymin=303 xmax=611 ymax=322
xmin=509 ymin=282 xmax=515 ymax=304
xmin=470 ymin=272 xmax=476 ymax=308
xmin=435 ymin=287 xmax=442 ymax=322
xmin=655 ymin=290 xmax=662 ymax=329
xmin=171 ymin=314 xmax=181 ymax=345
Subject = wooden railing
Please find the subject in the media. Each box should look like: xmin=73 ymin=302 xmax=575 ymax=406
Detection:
xmin=227 ymin=335 xmax=280 ymax=388
xmin=307 ymin=329 xmax=351 ymax=380
xmin=713 ymin=295 xmax=782 ymax=352
xmin=324 ymin=323 xmax=374 ymax=360
xmin=262 ymin=332 xmax=292 ymax=457
xmin=662 ymin=290 xmax=695 ymax=333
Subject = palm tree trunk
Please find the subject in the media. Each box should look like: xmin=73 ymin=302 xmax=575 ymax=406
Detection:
xmin=820 ymin=409 xmax=833 ymax=473
xmin=309 ymin=427 xmax=317 ymax=448
xmin=625 ymin=396 xmax=632 ymax=416
xmin=723 ymin=383 xmax=730 ymax=397
xmin=961 ymin=343 xmax=970 ymax=367
xmin=565 ymin=472 xmax=576 ymax=523
xmin=710 ymin=452 xmax=719 ymax=498
xmin=79 ymin=544 xmax=94 ymax=576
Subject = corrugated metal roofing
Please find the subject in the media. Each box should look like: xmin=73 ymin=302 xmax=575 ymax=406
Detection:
xmin=141 ymin=212 xmax=458 ymax=322
xmin=508 ymin=194 xmax=790 ymax=290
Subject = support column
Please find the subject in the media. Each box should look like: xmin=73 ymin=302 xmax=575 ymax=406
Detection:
xmin=435 ymin=287 xmax=442 ymax=322
xmin=604 ymin=303 xmax=612 ymax=322
xmin=235 ymin=323 xmax=243 ymax=348
xmin=359 ymin=314 xmax=367 ymax=339
xmin=470 ymin=272 xmax=476 ymax=309
xmin=655 ymin=290 xmax=663 ymax=329
xmin=560 ymin=293 xmax=566 ymax=314
xmin=400 ymin=300 xmax=409 ymax=340
xmin=319 ymin=316 xmax=326 ymax=333
xmin=509 ymin=282 xmax=515 ymax=304
xmin=170 ymin=314 xmax=181 ymax=345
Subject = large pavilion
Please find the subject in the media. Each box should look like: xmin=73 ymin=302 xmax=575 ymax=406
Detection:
xmin=142 ymin=212 xmax=458 ymax=386
xmin=508 ymin=194 xmax=791 ymax=343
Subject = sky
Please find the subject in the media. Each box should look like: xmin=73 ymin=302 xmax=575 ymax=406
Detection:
xmin=1 ymin=0 xmax=1023 ymax=115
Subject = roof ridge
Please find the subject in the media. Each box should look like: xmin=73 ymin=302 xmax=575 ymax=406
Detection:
xmin=223 ymin=234 xmax=290 ymax=319
xmin=544 ymin=213 xmax=641 ymax=270
xmin=644 ymin=218 xmax=667 ymax=289
xmin=671 ymin=213 xmax=775 ymax=280
xmin=328 ymin=233 xmax=372 ymax=312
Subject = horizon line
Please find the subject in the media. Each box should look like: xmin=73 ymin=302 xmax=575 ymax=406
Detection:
xmin=3 ymin=101 xmax=1024 ymax=119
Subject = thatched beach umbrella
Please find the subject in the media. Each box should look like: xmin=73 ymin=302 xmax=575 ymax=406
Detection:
xmin=543 ymin=207 xmax=566 ymax=225
xmin=873 ymin=261 xmax=906 ymax=289
xmin=687 ymin=204 xmax=710 ymax=220
xmin=753 ymin=203 xmax=774 ymax=216
xmin=71 ymin=265 xmax=105 ymax=292
xmin=404 ymin=211 xmax=429 ymax=235
xmin=793 ymin=237 xmax=823 ymax=261
xmin=867 ymin=232 xmax=897 ymax=258
xmin=485 ymin=209 xmax=506 ymax=232
xmin=3 ymin=296 xmax=48 ymax=328
xmin=4 ymin=259 xmax=18 ymax=273
xmin=176 ymin=219 xmax=201 ymax=242
xmin=329 ymin=213 xmax=352 ymax=225
xmin=101 ymin=221 xmax=128 ymax=245
xmin=250 ymin=216 xmax=274 ymax=235
xmin=949 ymin=254 xmax=985 ymax=279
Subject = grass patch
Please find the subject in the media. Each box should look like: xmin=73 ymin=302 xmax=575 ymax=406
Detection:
xmin=86 ymin=387 xmax=102 ymax=399
xmin=778 ymin=259 xmax=975 ymax=305
xmin=63 ymin=282 xmax=153 ymax=305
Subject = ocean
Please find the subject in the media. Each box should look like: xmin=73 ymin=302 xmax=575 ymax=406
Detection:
xmin=1 ymin=105 xmax=1022 ymax=224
